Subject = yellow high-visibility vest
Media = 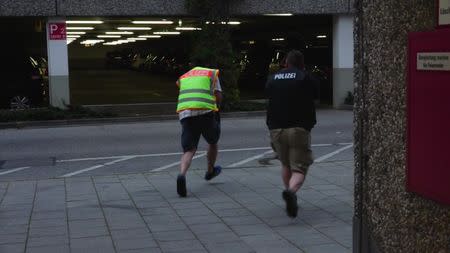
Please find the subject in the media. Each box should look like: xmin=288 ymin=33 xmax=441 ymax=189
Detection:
xmin=176 ymin=67 xmax=219 ymax=113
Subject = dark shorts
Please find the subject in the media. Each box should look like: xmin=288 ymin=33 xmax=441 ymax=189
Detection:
xmin=180 ymin=112 xmax=221 ymax=152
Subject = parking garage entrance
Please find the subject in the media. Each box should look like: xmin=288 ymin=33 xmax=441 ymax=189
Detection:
xmin=66 ymin=16 xmax=333 ymax=109
xmin=0 ymin=18 xmax=48 ymax=110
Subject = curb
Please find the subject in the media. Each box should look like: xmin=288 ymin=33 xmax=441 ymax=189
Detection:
xmin=0 ymin=111 xmax=267 ymax=129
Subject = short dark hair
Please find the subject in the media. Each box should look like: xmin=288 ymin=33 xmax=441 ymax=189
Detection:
xmin=191 ymin=57 xmax=212 ymax=68
xmin=286 ymin=50 xmax=304 ymax=69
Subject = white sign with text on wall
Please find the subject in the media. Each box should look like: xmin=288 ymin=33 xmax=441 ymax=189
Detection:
xmin=439 ymin=0 xmax=450 ymax=26
xmin=417 ymin=52 xmax=450 ymax=71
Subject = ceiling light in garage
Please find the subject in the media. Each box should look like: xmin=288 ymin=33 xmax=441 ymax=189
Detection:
xmin=153 ymin=31 xmax=180 ymax=35
xmin=118 ymin=27 xmax=152 ymax=30
xmin=175 ymin=27 xmax=202 ymax=31
xmin=132 ymin=20 xmax=173 ymax=25
xmin=106 ymin=41 xmax=121 ymax=45
xmin=106 ymin=31 xmax=134 ymax=35
xmin=66 ymin=20 xmax=103 ymax=24
xmin=67 ymin=27 xmax=94 ymax=30
xmin=80 ymin=39 xmax=104 ymax=45
xmin=263 ymin=13 xmax=293 ymax=16
xmin=126 ymin=38 xmax=141 ymax=41
xmin=67 ymin=31 xmax=86 ymax=35
xmin=317 ymin=35 xmax=327 ymax=38
xmin=98 ymin=35 xmax=121 ymax=38
xmin=272 ymin=38 xmax=285 ymax=41
xmin=67 ymin=35 xmax=81 ymax=38
xmin=206 ymin=21 xmax=241 ymax=25
xmin=138 ymin=35 xmax=162 ymax=38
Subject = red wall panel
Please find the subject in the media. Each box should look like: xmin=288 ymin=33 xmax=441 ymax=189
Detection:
xmin=407 ymin=29 xmax=450 ymax=205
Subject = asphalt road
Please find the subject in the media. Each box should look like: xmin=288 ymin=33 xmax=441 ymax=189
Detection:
xmin=0 ymin=109 xmax=353 ymax=181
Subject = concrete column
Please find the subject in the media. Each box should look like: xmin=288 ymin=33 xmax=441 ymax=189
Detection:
xmin=46 ymin=18 xmax=70 ymax=109
xmin=332 ymin=15 xmax=354 ymax=109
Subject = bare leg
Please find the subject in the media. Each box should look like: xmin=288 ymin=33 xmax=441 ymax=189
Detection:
xmin=180 ymin=149 xmax=196 ymax=176
xmin=282 ymin=169 xmax=302 ymax=218
xmin=288 ymin=172 xmax=306 ymax=193
xmin=281 ymin=165 xmax=291 ymax=189
xmin=207 ymin=144 xmax=218 ymax=173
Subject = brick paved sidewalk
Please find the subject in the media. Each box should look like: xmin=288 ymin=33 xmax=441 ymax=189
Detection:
xmin=0 ymin=160 xmax=353 ymax=253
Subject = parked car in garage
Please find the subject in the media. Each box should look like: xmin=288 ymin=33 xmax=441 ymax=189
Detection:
xmin=0 ymin=55 xmax=48 ymax=109
xmin=105 ymin=50 xmax=133 ymax=69
xmin=130 ymin=53 xmax=151 ymax=71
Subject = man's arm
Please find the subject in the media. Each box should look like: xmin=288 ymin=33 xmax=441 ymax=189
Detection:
xmin=306 ymin=72 xmax=320 ymax=103
xmin=214 ymin=77 xmax=223 ymax=108
xmin=265 ymin=78 xmax=272 ymax=99
xmin=215 ymin=91 xmax=223 ymax=108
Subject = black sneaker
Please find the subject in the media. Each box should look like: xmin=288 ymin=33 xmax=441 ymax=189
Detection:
xmin=282 ymin=190 xmax=298 ymax=218
xmin=177 ymin=175 xmax=187 ymax=197
xmin=205 ymin=166 xmax=222 ymax=181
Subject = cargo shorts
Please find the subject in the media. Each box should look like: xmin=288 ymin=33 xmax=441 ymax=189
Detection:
xmin=270 ymin=127 xmax=313 ymax=175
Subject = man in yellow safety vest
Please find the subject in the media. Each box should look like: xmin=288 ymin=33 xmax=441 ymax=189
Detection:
xmin=175 ymin=64 xmax=223 ymax=197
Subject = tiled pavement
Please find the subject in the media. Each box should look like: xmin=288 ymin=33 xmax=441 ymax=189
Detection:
xmin=0 ymin=160 xmax=354 ymax=253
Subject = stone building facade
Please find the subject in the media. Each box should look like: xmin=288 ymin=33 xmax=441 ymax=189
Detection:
xmin=354 ymin=1 xmax=450 ymax=252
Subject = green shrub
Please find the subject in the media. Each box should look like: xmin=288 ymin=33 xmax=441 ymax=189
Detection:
xmin=344 ymin=91 xmax=354 ymax=105
xmin=186 ymin=0 xmax=241 ymax=110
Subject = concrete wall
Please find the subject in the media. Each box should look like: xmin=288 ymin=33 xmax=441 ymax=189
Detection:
xmin=47 ymin=19 xmax=70 ymax=108
xmin=0 ymin=0 xmax=56 ymax=16
xmin=56 ymin=0 xmax=186 ymax=16
xmin=353 ymin=1 xmax=450 ymax=253
xmin=230 ymin=0 xmax=353 ymax=15
xmin=0 ymin=0 xmax=354 ymax=16
xmin=333 ymin=15 xmax=354 ymax=108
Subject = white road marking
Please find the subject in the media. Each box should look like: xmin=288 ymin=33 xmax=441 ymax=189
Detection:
xmin=60 ymin=156 xmax=136 ymax=177
xmin=206 ymin=144 xmax=333 ymax=153
xmin=314 ymin=144 xmax=354 ymax=163
xmin=57 ymin=152 xmax=183 ymax=163
xmin=0 ymin=167 xmax=31 ymax=176
xmin=312 ymin=144 xmax=335 ymax=147
xmin=227 ymin=150 xmax=274 ymax=168
xmin=56 ymin=144 xmax=341 ymax=163
xmin=1 ymin=144 xmax=354 ymax=177
xmin=151 ymin=152 xmax=207 ymax=172
xmin=219 ymin=147 xmax=270 ymax=152
xmin=337 ymin=142 xmax=353 ymax=146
